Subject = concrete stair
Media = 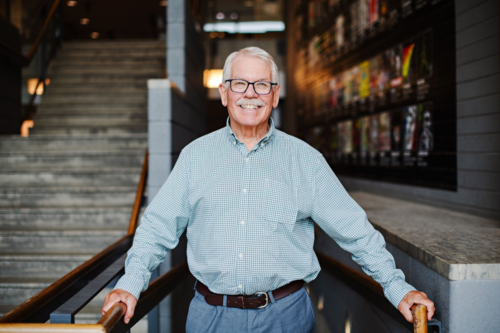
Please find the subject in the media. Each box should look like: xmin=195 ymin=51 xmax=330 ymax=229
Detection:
xmin=0 ymin=39 xmax=162 ymax=322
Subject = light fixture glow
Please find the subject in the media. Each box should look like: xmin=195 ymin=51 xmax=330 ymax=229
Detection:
xmin=203 ymin=21 xmax=285 ymax=34
xmin=90 ymin=32 xmax=99 ymax=39
xmin=244 ymin=1 xmax=254 ymax=7
xmin=159 ymin=0 xmax=167 ymax=6
xmin=203 ymin=69 xmax=223 ymax=88
xmin=317 ymin=294 xmax=324 ymax=311
xmin=230 ymin=12 xmax=238 ymax=20
xmin=216 ymin=12 xmax=225 ymax=20
xmin=80 ymin=18 xmax=90 ymax=25
xmin=345 ymin=315 xmax=351 ymax=333
xmin=67 ymin=1 xmax=77 ymax=7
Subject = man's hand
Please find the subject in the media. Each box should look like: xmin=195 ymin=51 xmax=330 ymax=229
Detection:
xmin=101 ymin=289 xmax=137 ymax=324
xmin=398 ymin=290 xmax=435 ymax=323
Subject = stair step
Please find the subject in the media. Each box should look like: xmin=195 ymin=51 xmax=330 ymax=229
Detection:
xmin=40 ymin=95 xmax=147 ymax=104
xmin=0 ymin=134 xmax=147 ymax=152
xmin=33 ymin=116 xmax=147 ymax=128
xmin=0 ymin=254 xmax=91 ymax=278
xmin=46 ymin=76 xmax=152 ymax=84
xmin=29 ymin=125 xmax=147 ymax=135
xmin=0 ymin=150 xmax=144 ymax=169
xmin=47 ymin=67 xmax=162 ymax=76
xmin=0 ymin=169 xmax=140 ymax=187
xmin=46 ymin=86 xmax=147 ymax=95
xmin=36 ymin=104 xmax=146 ymax=113
xmin=50 ymin=62 xmax=163 ymax=72
xmin=0 ymin=186 xmax=136 ymax=208
xmin=0 ymin=207 xmax=131 ymax=230
xmin=0 ymin=230 xmax=127 ymax=253
xmin=41 ymin=92 xmax=146 ymax=101
xmin=62 ymin=40 xmax=165 ymax=49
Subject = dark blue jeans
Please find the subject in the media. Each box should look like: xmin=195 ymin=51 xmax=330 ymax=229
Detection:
xmin=186 ymin=286 xmax=316 ymax=333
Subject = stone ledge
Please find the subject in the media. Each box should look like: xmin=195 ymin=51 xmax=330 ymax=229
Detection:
xmin=350 ymin=191 xmax=500 ymax=280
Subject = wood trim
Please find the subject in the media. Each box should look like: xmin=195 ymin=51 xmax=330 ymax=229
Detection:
xmin=127 ymin=149 xmax=148 ymax=235
xmin=0 ymin=323 xmax=106 ymax=333
xmin=25 ymin=0 xmax=61 ymax=61
xmin=97 ymin=303 xmax=126 ymax=333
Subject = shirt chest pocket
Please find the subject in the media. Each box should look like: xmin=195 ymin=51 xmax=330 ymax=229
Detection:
xmin=261 ymin=179 xmax=298 ymax=233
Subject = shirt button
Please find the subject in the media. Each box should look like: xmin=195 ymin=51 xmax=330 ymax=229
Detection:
xmin=242 ymin=188 xmax=247 ymax=193
xmin=233 ymin=141 xmax=236 ymax=145
xmin=238 ymin=285 xmax=242 ymax=289
xmin=240 ymin=220 xmax=245 ymax=225
xmin=239 ymin=253 xmax=243 ymax=258
xmin=245 ymin=158 xmax=249 ymax=162
xmin=261 ymin=143 xmax=264 ymax=147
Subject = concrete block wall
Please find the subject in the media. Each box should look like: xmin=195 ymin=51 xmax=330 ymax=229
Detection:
xmin=339 ymin=0 xmax=500 ymax=220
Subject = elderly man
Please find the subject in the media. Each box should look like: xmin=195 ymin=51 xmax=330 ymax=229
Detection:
xmin=102 ymin=47 xmax=434 ymax=332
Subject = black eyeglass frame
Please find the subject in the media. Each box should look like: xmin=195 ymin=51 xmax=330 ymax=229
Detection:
xmin=225 ymin=79 xmax=278 ymax=95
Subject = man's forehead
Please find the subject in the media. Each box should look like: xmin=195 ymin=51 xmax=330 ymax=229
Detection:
xmin=231 ymin=55 xmax=272 ymax=80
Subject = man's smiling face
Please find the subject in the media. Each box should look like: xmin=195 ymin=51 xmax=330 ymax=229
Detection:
xmin=219 ymin=55 xmax=280 ymax=129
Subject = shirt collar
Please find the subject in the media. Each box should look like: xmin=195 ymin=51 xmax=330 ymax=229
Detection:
xmin=225 ymin=117 xmax=276 ymax=145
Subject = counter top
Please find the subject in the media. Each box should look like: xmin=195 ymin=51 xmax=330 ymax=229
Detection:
xmin=349 ymin=192 xmax=500 ymax=281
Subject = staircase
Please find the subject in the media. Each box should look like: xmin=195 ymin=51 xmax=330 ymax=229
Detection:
xmin=0 ymin=40 xmax=164 ymax=323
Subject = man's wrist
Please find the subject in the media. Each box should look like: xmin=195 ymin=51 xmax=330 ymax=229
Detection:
xmin=114 ymin=274 xmax=145 ymax=301
xmin=385 ymin=279 xmax=417 ymax=309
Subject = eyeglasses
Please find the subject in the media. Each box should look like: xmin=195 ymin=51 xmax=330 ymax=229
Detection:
xmin=225 ymin=79 xmax=277 ymax=95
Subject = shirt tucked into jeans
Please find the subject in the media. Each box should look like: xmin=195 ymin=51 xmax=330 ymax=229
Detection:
xmin=114 ymin=117 xmax=415 ymax=309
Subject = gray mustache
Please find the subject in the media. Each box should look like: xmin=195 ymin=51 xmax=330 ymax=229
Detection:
xmin=236 ymin=99 xmax=266 ymax=107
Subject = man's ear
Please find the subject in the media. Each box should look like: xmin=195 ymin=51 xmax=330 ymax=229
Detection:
xmin=272 ymin=85 xmax=281 ymax=108
xmin=219 ymin=83 xmax=228 ymax=107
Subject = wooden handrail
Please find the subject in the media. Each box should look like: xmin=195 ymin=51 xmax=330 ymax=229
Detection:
xmin=97 ymin=303 xmax=126 ymax=333
xmin=127 ymin=149 xmax=148 ymax=235
xmin=315 ymin=250 xmax=429 ymax=333
xmin=412 ymin=304 xmax=428 ymax=333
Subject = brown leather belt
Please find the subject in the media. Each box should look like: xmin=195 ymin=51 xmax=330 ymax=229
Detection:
xmin=195 ymin=280 xmax=304 ymax=309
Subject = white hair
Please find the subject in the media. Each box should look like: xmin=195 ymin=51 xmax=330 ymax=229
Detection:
xmin=222 ymin=47 xmax=279 ymax=90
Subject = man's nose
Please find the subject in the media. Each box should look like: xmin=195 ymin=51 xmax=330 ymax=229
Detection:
xmin=243 ymin=84 xmax=258 ymax=98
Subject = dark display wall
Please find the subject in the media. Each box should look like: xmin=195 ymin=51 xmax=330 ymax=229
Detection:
xmin=294 ymin=0 xmax=457 ymax=190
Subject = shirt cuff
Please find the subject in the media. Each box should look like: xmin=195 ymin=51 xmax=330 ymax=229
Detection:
xmin=384 ymin=279 xmax=416 ymax=309
xmin=114 ymin=274 xmax=146 ymax=301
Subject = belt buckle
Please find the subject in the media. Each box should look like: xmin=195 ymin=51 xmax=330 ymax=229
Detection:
xmin=255 ymin=292 xmax=269 ymax=308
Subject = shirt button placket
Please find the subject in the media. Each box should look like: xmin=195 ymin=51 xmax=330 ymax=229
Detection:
xmin=236 ymin=153 xmax=251 ymax=294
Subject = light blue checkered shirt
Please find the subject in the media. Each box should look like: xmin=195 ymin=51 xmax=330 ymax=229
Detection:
xmin=115 ymin=117 xmax=415 ymax=308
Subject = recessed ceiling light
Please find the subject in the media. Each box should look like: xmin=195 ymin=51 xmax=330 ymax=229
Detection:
xmin=80 ymin=18 xmax=90 ymax=25
xmin=67 ymin=1 xmax=77 ymax=7
xmin=216 ymin=12 xmax=225 ymax=20
xmin=244 ymin=1 xmax=254 ymax=7
xmin=159 ymin=0 xmax=167 ymax=6
xmin=230 ymin=12 xmax=238 ymax=20
xmin=90 ymin=32 xmax=99 ymax=39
